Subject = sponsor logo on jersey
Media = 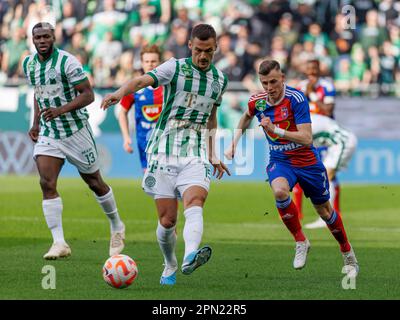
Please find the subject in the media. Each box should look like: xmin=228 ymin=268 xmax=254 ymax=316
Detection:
xmin=255 ymin=99 xmax=267 ymax=111
xmin=140 ymin=121 xmax=157 ymax=129
xmin=267 ymin=121 xmax=291 ymax=141
xmin=181 ymin=63 xmax=193 ymax=78
xmin=268 ymin=141 xmax=302 ymax=152
xmin=48 ymin=68 xmax=57 ymax=80
xmin=211 ymin=80 xmax=220 ymax=93
xmin=142 ymin=104 xmax=162 ymax=122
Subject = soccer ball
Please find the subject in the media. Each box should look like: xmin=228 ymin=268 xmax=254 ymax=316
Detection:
xmin=102 ymin=254 xmax=138 ymax=289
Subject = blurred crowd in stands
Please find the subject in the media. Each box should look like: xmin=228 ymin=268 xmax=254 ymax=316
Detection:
xmin=1 ymin=0 xmax=400 ymax=97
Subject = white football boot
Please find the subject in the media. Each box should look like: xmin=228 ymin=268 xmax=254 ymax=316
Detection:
xmin=304 ymin=217 xmax=326 ymax=229
xmin=342 ymin=246 xmax=359 ymax=277
xmin=109 ymin=222 xmax=125 ymax=256
xmin=293 ymin=239 xmax=311 ymax=269
xmin=160 ymin=264 xmax=178 ymax=285
xmin=43 ymin=242 xmax=71 ymax=260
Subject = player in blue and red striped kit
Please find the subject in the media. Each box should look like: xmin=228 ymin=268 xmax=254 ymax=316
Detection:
xmin=118 ymin=45 xmax=163 ymax=171
xmin=295 ymin=59 xmax=342 ymax=227
xmin=225 ymin=60 xmax=358 ymax=277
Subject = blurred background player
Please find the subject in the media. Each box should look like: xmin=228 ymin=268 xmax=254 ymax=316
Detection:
xmin=101 ymin=24 xmax=230 ymax=285
xmin=305 ymin=113 xmax=358 ymax=228
xmin=225 ymin=60 xmax=358 ymax=277
xmin=24 ymin=22 xmax=125 ymax=259
xmin=118 ymin=45 xmax=163 ymax=172
xmin=294 ymin=58 xmax=342 ymax=222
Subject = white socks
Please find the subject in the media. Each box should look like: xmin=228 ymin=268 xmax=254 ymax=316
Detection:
xmin=156 ymin=222 xmax=178 ymax=272
xmin=95 ymin=187 xmax=123 ymax=233
xmin=42 ymin=197 xmax=65 ymax=244
xmin=183 ymin=206 xmax=203 ymax=258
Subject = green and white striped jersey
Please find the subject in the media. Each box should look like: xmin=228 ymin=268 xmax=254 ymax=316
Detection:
xmin=311 ymin=113 xmax=353 ymax=148
xmin=22 ymin=48 xmax=89 ymax=139
xmin=146 ymin=57 xmax=228 ymax=159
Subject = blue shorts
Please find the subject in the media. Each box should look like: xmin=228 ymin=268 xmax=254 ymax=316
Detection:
xmin=317 ymin=146 xmax=339 ymax=185
xmin=267 ymin=161 xmax=330 ymax=205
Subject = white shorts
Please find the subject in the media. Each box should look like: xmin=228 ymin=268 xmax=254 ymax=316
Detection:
xmin=33 ymin=125 xmax=100 ymax=174
xmin=142 ymin=154 xmax=211 ymax=199
xmin=323 ymin=133 xmax=357 ymax=172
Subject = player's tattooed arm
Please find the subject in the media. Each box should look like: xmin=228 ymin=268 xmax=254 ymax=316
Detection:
xmin=101 ymin=74 xmax=155 ymax=110
xmin=40 ymin=79 xmax=94 ymax=121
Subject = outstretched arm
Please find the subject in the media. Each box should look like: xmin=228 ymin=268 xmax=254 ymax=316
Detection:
xmin=101 ymin=74 xmax=155 ymax=110
xmin=224 ymin=111 xmax=254 ymax=159
xmin=118 ymin=107 xmax=133 ymax=153
xmin=207 ymin=105 xmax=231 ymax=179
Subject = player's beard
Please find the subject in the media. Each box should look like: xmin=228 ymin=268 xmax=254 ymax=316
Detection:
xmin=199 ymin=59 xmax=209 ymax=69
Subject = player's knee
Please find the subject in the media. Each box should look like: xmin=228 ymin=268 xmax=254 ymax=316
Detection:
xmin=315 ymin=201 xmax=332 ymax=219
xmin=184 ymin=193 xmax=206 ymax=208
xmin=273 ymin=188 xmax=290 ymax=201
xmin=159 ymin=215 xmax=177 ymax=228
xmin=87 ymin=179 xmax=109 ymax=195
xmin=39 ymin=176 xmax=57 ymax=194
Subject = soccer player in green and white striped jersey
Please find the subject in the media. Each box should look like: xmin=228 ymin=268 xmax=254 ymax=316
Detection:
xmin=102 ymin=24 xmax=230 ymax=285
xmin=24 ymin=22 xmax=125 ymax=260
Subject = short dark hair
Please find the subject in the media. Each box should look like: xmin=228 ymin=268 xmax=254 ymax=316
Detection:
xmin=190 ymin=23 xmax=217 ymax=41
xmin=140 ymin=45 xmax=162 ymax=59
xmin=258 ymin=60 xmax=281 ymax=76
xmin=32 ymin=22 xmax=55 ymax=35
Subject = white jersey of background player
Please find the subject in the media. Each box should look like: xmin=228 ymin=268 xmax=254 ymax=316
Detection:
xmin=311 ymin=113 xmax=357 ymax=208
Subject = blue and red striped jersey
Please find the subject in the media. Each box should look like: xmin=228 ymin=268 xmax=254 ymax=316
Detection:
xmin=248 ymin=85 xmax=320 ymax=167
xmin=297 ymin=78 xmax=336 ymax=116
xmin=120 ymin=86 xmax=163 ymax=139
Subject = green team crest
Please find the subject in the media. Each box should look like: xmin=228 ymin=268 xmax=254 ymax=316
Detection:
xmin=144 ymin=176 xmax=156 ymax=188
xmin=28 ymin=60 xmax=37 ymax=73
xmin=181 ymin=63 xmax=193 ymax=78
xmin=48 ymin=68 xmax=57 ymax=80
xmin=255 ymin=99 xmax=267 ymax=111
xmin=211 ymin=80 xmax=220 ymax=93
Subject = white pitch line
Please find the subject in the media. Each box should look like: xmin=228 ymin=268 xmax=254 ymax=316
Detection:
xmin=1 ymin=216 xmax=400 ymax=233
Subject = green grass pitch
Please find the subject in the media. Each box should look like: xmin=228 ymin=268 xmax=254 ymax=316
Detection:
xmin=0 ymin=176 xmax=399 ymax=300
